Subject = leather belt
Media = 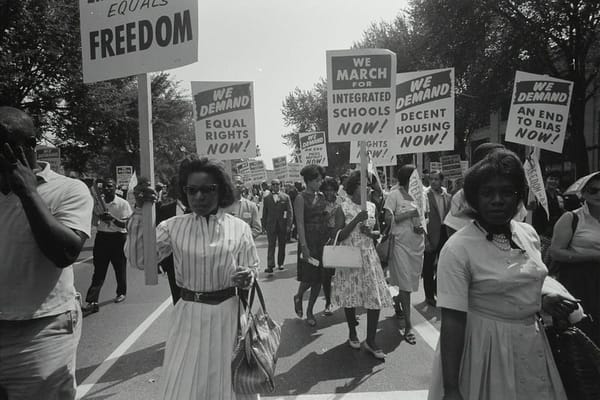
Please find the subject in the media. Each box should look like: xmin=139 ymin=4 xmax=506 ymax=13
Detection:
xmin=180 ymin=287 xmax=237 ymax=305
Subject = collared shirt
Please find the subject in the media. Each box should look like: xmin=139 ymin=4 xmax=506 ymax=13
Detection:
xmin=431 ymin=188 xmax=447 ymax=217
xmin=97 ymin=195 xmax=132 ymax=233
xmin=125 ymin=209 xmax=259 ymax=291
xmin=223 ymin=198 xmax=262 ymax=238
xmin=0 ymin=162 xmax=93 ymax=320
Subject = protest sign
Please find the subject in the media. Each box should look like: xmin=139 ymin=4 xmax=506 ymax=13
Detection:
xmin=524 ymin=154 xmax=549 ymax=219
xmin=429 ymin=161 xmax=442 ymax=172
xmin=299 ymin=131 xmax=328 ymax=166
xmin=440 ymin=154 xmax=463 ymax=180
xmin=116 ymin=166 xmax=134 ymax=189
xmin=349 ymin=140 xmax=396 ymax=166
xmin=408 ymin=169 xmax=427 ymax=232
xmin=327 ymin=49 xmax=396 ymax=143
xmin=79 ymin=0 xmax=198 ymax=83
xmin=505 ymin=71 xmax=573 ymax=153
xmin=395 ymin=68 xmax=455 ymax=154
xmin=248 ymin=160 xmax=267 ymax=184
xmin=272 ymin=156 xmax=288 ymax=180
xmin=235 ymin=160 xmax=252 ymax=184
xmin=460 ymin=160 xmax=469 ymax=174
xmin=36 ymin=146 xmax=61 ymax=172
xmin=192 ymin=82 xmax=256 ymax=160
xmin=286 ymin=163 xmax=302 ymax=182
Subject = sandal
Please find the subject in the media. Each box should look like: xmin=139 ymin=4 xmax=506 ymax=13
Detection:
xmin=348 ymin=338 xmax=361 ymax=350
xmin=306 ymin=314 xmax=317 ymax=327
xmin=363 ymin=341 xmax=385 ymax=359
xmin=404 ymin=330 xmax=417 ymax=345
xmin=324 ymin=304 xmax=333 ymax=316
xmin=293 ymin=295 xmax=303 ymax=318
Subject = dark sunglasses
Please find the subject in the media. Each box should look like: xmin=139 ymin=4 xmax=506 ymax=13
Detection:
xmin=586 ymin=187 xmax=600 ymax=195
xmin=183 ymin=184 xmax=218 ymax=196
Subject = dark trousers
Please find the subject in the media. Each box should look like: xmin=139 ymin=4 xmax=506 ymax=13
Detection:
xmin=86 ymin=231 xmax=127 ymax=303
xmin=267 ymin=224 xmax=288 ymax=268
xmin=423 ymin=231 xmax=448 ymax=301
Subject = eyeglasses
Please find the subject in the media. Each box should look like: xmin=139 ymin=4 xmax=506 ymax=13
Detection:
xmin=183 ymin=184 xmax=218 ymax=196
xmin=586 ymin=187 xmax=600 ymax=195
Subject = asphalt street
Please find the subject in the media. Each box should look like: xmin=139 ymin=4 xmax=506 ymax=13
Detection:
xmin=73 ymin=229 xmax=441 ymax=400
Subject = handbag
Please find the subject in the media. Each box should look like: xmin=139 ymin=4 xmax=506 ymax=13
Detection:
xmin=322 ymin=230 xmax=362 ymax=269
xmin=232 ymin=281 xmax=281 ymax=394
xmin=376 ymin=227 xmax=394 ymax=269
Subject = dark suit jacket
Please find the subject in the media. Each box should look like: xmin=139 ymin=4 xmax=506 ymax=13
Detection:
xmin=262 ymin=192 xmax=293 ymax=233
xmin=426 ymin=189 xmax=452 ymax=250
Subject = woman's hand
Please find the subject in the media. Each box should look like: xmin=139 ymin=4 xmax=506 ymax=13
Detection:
xmin=542 ymin=293 xmax=579 ymax=320
xmin=231 ymin=266 xmax=254 ymax=288
xmin=353 ymin=210 xmax=369 ymax=224
xmin=301 ymin=245 xmax=311 ymax=259
xmin=413 ymin=225 xmax=425 ymax=234
xmin=359 ymin=224 xmax=372 ymax=236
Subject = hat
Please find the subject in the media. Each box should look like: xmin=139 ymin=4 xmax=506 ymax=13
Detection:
xmin=564 ymin=171 xmax=600 ymax=196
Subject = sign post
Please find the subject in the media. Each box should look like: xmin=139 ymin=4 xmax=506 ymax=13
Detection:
xmin=138 ymin=74 xmax=157 ymax=285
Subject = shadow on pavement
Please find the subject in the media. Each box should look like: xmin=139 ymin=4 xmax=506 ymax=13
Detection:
xmin=413 ymin=300 xmax=441 ymax=324
xmin=273 ymin=341 xmax=384 ymax=395
xmin=76 ymin=342 xmax=165 ymax=397
xmin=277 ymin=318 xmax=324 ymax=358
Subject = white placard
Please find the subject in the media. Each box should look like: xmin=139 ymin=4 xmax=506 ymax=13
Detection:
xmin=80 ymin=0 xmax=198 ymax=83
xmin=505 ymin=71 xmax=573 ymax=153
xmin=272 ymin=156 xmax=288 ymax=180
xmin=327 ymin=49 xmax=396 ymax=143
xmin=299 ymin=131 xmax=328 ymax=166
xmin=116 ymin=165 xmax=134 ymax=189
xmin=349 ymin=140 xmax=396 ymax=166
xmin=192 ymin=82 xmax=256 ymax=160
xmin=524 ymin=154 xmax=549 ymax=219
xmin=395 ymin=68 xmax=455 ymax=154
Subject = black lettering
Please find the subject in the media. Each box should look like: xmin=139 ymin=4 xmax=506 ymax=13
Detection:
xmin=173 ymin=10 xmax=192 ymax=44
xmin=126 ymin=22 xmax=136 ymax=52
xmin=155 ymin=16 xmax=172 ymax=47
xmin=138 ymin=19 xmax=153 ymax=50
xmin=114 ymin=24 xmax=125 ymax=55
xmin=100 ymin=28 xmax=115 ymax=58
xmin=89 ymin=31 xmax=100 ymax=60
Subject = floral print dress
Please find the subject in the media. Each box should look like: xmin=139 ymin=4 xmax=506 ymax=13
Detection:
xmin=331 ymin=199 xmax=392 ymax=310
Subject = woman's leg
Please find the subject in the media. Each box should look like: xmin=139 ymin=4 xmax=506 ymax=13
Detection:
xmin=306 ymin=282 xmax=322 ymax=321
xmin=344 ymin=307 xmax=358 ymax=340
xmin=294 ymin=282 xmax=310 ymax=317
xmin=322 ymin=272 xmax=332 ymax=308
xmin=397 ymin=290 xmax=416 ymax=344
xmin=365 ymin=309 xmax=381 ymax=348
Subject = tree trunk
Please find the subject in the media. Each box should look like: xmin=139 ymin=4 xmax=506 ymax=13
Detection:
xmin=570 ymin=83 xmax=590 ymax=177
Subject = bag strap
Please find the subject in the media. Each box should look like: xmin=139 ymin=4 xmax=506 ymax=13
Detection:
xmin=246 ymin=280 xmax=267 ymax=313
xmin=567 ymin=211 xmax=579 ymax=248
xmin=333 ymin=230 xmax=342 ymax=246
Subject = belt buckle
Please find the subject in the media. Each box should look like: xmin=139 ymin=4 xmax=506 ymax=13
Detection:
xmin=194 ymin=292 xmax=202 ymax=302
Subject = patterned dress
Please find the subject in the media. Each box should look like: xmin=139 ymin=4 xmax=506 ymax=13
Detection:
xmin=331 ymin=200 xmax=392 ymax=309
xmin=296 ymin=191 xmax=329 ymax=283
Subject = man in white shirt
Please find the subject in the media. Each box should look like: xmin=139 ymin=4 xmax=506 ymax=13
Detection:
xmin=0 ymin=107 xmax=93 ymax=400
xmin=83 ymin=177 xmax=132 ymax=312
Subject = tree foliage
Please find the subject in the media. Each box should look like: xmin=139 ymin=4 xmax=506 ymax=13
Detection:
xmin=0 ymin=0 xmax=195 ymax=180
xmin=281 ymin=79 xmax=350 ymax=176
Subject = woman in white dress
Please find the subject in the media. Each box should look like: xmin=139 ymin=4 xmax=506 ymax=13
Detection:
xmin=384 ymin=164 xmax=425 ymax=345
xmin=331 ymin=171 xmax=392 ymax=359
xmin=126 ymin=158 xmax=259 ymax=400
xmin=429 ymin=150 xmax=577 ymax=400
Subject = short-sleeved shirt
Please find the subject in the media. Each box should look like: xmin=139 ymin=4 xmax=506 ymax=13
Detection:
xmin=0 ymin=162 xmax=93 ymax=320
xmin=383 ymin=188 xmax=420 ymax=235
xmin=437 ymin=220 xmax=547 ymax=320
xmin=96 ymin=195 xmax=132 ymax=233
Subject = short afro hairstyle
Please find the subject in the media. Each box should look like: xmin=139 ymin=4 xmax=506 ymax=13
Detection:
xmin=344 ymin=171 xmax=362 ymax=196
xmin=178 ymin=157 xmax=236 ymax=209
xmin=320 ymin=176 xmax=339 ymax=192
xmin=300 ymin=164 xmax=325 ymax=183
xmin=463 ymin=149 xmax=526 ymax=213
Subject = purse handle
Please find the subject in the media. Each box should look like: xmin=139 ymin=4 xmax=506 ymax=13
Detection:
xmin=332 ymin=230 xmax=343 ymax=246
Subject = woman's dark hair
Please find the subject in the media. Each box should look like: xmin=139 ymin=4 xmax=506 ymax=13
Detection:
xmin=397 ymin=164 xmax=416 ymax=187
xmin=583 ymin=173 xmax=600 ymax=193
xmin=344 ymin=171 xmax=361 ymax=195
xmin=472 ymin=142 xmax=505 ymax=164
xmin=178 ymin=157 xmax=235 ymax=208
xmin=463 ymin=149 xmax=526 ymax=212
xmin=300 ymin=164 xmax=324 ymax=183
xmin=320 ymin=176 xmax=339 ymax=192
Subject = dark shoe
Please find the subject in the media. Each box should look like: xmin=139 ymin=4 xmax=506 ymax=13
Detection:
xmin=264 ymin=267 xmax=274 ymax=274
xmin=293 ymin=295 xmax=303 ymax=318
xmin=363 ymin=341 xmax=385 ymax=359
xmin=83 ymin=302 xmax=99 ymax=313
xmin=114 ymin=294 xmax=126 ymax=303
xmin=306 ymin=314 xmax=317 ymax=327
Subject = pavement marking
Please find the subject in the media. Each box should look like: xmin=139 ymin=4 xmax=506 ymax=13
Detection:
xmin=74 ymin=256 xmax=93 ymax=266
xmin=265 ymin=390 xmax=428 ymax=399
xmin=410 ymin=305 xmax=440 ymax=350
xmin=76 ymin=297 xmax=172 ymax=399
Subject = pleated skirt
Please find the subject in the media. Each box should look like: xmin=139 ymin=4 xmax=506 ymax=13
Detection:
xmin=160 ymin=297 xmax=258 ymax=400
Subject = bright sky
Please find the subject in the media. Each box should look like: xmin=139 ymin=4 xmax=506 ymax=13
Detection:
xmin=170 ymin=0 xmax=408 ymax=169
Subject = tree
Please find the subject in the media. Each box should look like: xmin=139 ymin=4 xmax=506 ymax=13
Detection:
xmin=410 ymin=0 xmax=600 ymax=176
xmin=281 ymin=79 xmax=350 ymax=176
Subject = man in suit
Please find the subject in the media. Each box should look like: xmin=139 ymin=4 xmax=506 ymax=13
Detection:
xmin=423 ymin=170 xmax=451 ymax=306
xmin=262 ymin=179 xmax=293 ymax=274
